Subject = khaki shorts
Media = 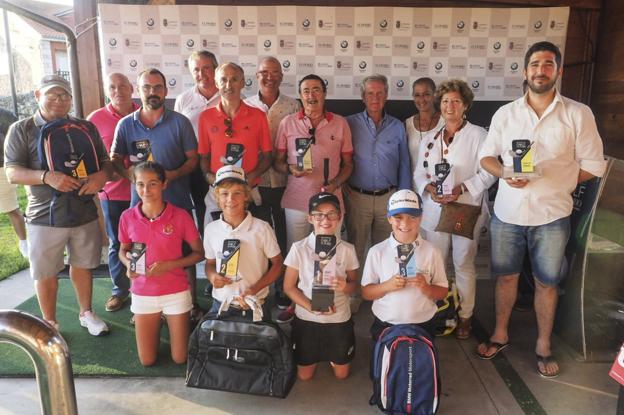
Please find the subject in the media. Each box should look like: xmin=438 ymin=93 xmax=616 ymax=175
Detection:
xmin=26 ymin=220 xmax=102 ymax=280
xmin=0 ymin=167 xmax=19 ymax=213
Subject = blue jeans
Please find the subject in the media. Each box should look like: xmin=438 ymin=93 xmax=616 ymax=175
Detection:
xmin=490 ymin=214 xmax=570 ymax=286
xmin=100 ymin=199 xmax=131 ymax=297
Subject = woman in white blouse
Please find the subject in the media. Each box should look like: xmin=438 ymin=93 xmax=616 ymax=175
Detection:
xmin=413 ymin=79 xmax=496 ymax=340
xmin=405 ymin=78 xmax=443 ymax=185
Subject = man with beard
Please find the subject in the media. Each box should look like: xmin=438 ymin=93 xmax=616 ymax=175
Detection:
xmin=197 ymin=62 xmax=272 ymax=226
xmin=244 ymin=56 xmax=301 ymax=311
xmin=87 ymin=73 xmax=139 ymax=312
xmin=273 ymin=74 xmax=354 ymax=323
xmin=477 ymin=41 xmax=606 ymax=378
xmin=111 ymin=68 xmax=202 ymax=322
xmin=175 ymin=50 xmax=220 ymax=232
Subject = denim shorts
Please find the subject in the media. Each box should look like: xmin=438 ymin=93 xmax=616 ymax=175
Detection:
xmin=490 ymin=214 xmax=570 ymax=286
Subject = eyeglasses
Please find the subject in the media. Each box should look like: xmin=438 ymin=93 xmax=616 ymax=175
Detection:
xmin=224 ymin=118 xmax=233 ymax=137
xmin=310 ymin=211 xmax=340 ymax=221
xmin=140 ymin=84 xmax=164 ymax=93
xmin=45 ymin=92 xmax=72 ymax=102
xmin=309 ymin=127 xmax=315 ymax=144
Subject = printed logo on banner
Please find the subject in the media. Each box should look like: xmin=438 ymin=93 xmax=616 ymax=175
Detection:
xmin=316 ymin=56 xmax=334 ymax=75
xmin=411 ymin=58 xmax=429 ymax=76
xmin=432 ymin=58 xmax=448 ymax=77
xmin=316 ymin=6 xmax=336 ymax=34
xmin=180 ymin=7 xmax=198 ymax=33
xmin=449 ymin=58 xmax=467 ymax=77
xmin=316 ymin=36 xmax=334 ymax=56
xmin=143 ymin=55 xmax=161 ymax=69
xmin=504 ymin=78 xmax=523 ymax=98
xmin=108 ymin=37 xmax=118 ymax=48
xmin=297 ymin=56 xmax=315 ymax=73
xmin=430 ymin=38 xmax=450 ymax=56
xmin=468 ymin=37 xmax=488 ymax=57
xmin=391 ymin=56 xmax=410 ymax=76
xmin=334 ymin=76 xmax=352 ymax=96
xmin=470 ymin=78 xmax=485 ymax=98
xmin=390 ymin=77 xmax=409 ymax=98
xmin=373 ymin=36 xmax=393 ymax=56
xmin=335 ymin=57 xmax=353 ymax=74
xmin=392 ymin=37 xmax=411 ymax=57
xmin=239 ymin=36 xmax=257 ymax=55
xmin=354 ymin=8 xmax=374 ymax=36
xmin=201 ymin=38 xmax=219 ymax=50
xmin=354 ymin=37 xmax=373 ymax=55
xmin=334 ymin=7 xmax=354 ymax=35
xmin=281 ymin=56 xmax=296 ymax=75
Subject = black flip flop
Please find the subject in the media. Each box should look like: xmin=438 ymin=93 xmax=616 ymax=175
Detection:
xmin=536 ymin=354 xmax=560 ymax=378
xmin=476 ymin=340 xmax=509 ymax=360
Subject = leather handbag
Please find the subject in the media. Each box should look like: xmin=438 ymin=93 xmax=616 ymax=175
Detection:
xmin=434 ymin=202 xmax=481 ymax=239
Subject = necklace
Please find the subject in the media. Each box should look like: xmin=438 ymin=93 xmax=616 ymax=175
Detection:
xmin=416 ymin=112 xmax=438 ymax=144
xmin=142 ymin=203 xmax=167 ymax=222
xmin=421 ymin=121 xmax=466 ymax=179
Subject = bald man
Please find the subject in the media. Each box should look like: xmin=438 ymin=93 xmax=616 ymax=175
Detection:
xmin=87 ymin=73 xmax=139 ymax=312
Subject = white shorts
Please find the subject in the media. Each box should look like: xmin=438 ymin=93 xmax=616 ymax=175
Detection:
xmin=0 ymin=167 xmax=19 ymax=213
xmin=130 ymin=289 xmax=193 ymax=315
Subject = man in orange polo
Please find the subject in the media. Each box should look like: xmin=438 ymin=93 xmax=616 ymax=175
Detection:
xmin=197 ymin=62 xmax=272 ymax=225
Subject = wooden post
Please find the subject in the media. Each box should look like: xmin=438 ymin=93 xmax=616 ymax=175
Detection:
xmin=74 ymin=0 xmax=103 ymax=117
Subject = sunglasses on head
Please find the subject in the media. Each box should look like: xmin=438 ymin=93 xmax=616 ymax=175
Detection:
xmin=224 ymin=118 xmax=233 ymax=137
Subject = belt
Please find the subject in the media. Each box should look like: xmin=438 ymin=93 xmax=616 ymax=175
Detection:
xmin=349 ymin=185 xmax=395 ymax=196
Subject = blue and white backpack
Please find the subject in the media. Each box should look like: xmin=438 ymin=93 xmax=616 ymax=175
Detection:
xmin=370 ymin=324 xmax=440 ymax=415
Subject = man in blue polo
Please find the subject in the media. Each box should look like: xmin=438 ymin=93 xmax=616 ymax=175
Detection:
xmin=345 ymin=74 xmax=411 ymax=312
xmin=110 ymin=68 xmax=202 ymax=322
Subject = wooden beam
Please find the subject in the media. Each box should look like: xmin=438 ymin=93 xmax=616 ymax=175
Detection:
xmin=74 ymin=0 xmax=103 ymax=116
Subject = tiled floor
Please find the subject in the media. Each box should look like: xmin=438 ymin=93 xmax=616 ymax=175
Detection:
xmin=0 ymin=253 xmax=620 ymax=414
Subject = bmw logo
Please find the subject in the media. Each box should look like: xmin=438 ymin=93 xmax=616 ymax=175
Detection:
xmin=169 ymin=79 xmax=176 ymax=86
xmin=225 ymin=19 xmax=233 ymax=28
xmin=323 ymin=79 xmax=329 ymax=86
xmin=283 ymin=60 xmax=291 ymax=69
xmin=359 ymin=61 xmax=367 ymax=69
xmin=245 ymin=78 xmax=253 ymax=87
xmin=511 ymin=62 xmax=519 ymax=71
xmin=493 ymin=42 xmax=502 ymax=50
xmin=146 ymin=18 xmax=154 ymax=27
xmin=129 ymin=59 xmax=137 ymax=68
xmin=264 ymin=40 xmax=271 ymax=48
xmin=457 ymin=20 xmax=465 ymax=29
xmin=109 ymin=38 xmax=117 ymax=47
xmin=417 ymin=41 xmax=425 ymax=50
xmin=435 ymin=62 xmax=443 ymax=70
xmin=186 ymin=39 xmax=194 ymax=47
xmin=396 ymin=80 xmax=404 ymax=88
xmin=472 ymin=80 xmax=480 ymax=88
xmin=534 ymin=20 xmax=542 ymax=29
xmin=340 ymin=40 xmax=348 ymax=49
xmin=380 ymin=19 xmax=388 ymax=28
xmin=303 ymin=18 xmax=310 ymax=27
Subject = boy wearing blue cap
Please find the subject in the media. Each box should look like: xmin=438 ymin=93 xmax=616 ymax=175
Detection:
xmin=361 ymin=189 xmax=448 ymax=340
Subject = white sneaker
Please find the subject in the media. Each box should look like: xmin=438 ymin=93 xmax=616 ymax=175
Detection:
xmin=19 ymin=239 xmax=29 ymax=258
xmin=79 ymin=311 xmax=109 ymax=336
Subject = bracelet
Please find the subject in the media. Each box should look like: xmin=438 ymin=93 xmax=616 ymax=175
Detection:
xmin=41 ymin=170 xmax=48 ymax=184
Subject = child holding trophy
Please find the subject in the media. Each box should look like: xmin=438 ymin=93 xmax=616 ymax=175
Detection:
xmin=118 ymin=161 xmax=204 ymax=366
xmin=361 ymin=189 xmax=448 ymax=341
xmin=203 ymin=165 xmax=283 ymax=320
xmin=283 ymin=192 xmax=359 ymax=380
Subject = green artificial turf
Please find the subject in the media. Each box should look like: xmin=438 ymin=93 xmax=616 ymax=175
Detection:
xmin=0 ymin=278 xmax=212 ymax=377
xmin=0 ymin=185 xmax=29 ymax=281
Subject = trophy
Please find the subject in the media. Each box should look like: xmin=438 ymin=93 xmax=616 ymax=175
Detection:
xmin=224 ymin=143 xmax=245 ymax=167
xmin=396 ymin=243 xmax=416 ymax=278
xmin=219 ymin=239 xmax=241 ymax=281
xmin=311 ymin=234 xmax=337 ymax=312
xmin=129 ymin=242 xmax=147 ymax=274
xmin=130 ymin=139 xmax=153 ymax=164
xmin=295 ymin=137 xmax=313 ymax=171
xmin=512 ymin=139 xmax=534 ymax=173
xmin=434 ymin=162 xmax=453 ymax=196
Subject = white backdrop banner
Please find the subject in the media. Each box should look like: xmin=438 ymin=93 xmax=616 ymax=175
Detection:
xmin=97 ymin=4 xmax=569 ymax=101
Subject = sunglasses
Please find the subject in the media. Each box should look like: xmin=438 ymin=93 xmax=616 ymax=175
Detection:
xmin=224 ymin=118 xmax=233 ymax=137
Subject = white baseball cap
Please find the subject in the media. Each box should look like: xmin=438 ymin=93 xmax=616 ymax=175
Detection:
xmin=214 ymin=165 xmax=247 ymax=186
xmin=387 ymin=189 xmax=423 ymax=217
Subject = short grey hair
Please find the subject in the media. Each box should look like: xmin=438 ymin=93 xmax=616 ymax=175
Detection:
xmin=188 ymin=50 xmax=218 ymax=69
xmin=216 ymin=62 xmax=244 ymax=79
xmin=360 ymin=74 xmax=388 ymax=98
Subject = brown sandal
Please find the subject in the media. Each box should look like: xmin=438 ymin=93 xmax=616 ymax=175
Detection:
xmin=455 ymin=317 xmax=472 ymax=340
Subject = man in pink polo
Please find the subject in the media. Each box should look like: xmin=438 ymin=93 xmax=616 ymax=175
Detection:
xmin=197 ymin=62 xmax=272 ymax=225
xmin=87 ymin=72 xmax=139 ymax=312
xmin=274 ymin=74 xmax=354 ymax=322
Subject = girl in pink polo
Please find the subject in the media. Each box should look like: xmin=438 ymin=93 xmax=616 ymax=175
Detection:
xmin=118 ymin=161 xmax=204 ymax=366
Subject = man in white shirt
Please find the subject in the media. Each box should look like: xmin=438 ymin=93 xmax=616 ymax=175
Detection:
xmin=245 ymin=56 xmax=301 ymax=310
xmin=175 ymin=50 xmax=220 ymax=233
xmin=477 ymin=41 xmax=606 ymax=378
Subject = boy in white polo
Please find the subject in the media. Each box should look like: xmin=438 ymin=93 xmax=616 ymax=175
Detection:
xmin=283 ymin=192 xmax=359 ymax=380
xmin=203 ymin=165 xmax=283 ymax=320
xmin=362 ymin=189 xmax=448 ymax=340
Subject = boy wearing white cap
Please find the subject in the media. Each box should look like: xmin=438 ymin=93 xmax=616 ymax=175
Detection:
xmin=203 ymin=165 xmax=283 ymax=320
xmin=361 ymin=189 xmax=448 ymax=340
